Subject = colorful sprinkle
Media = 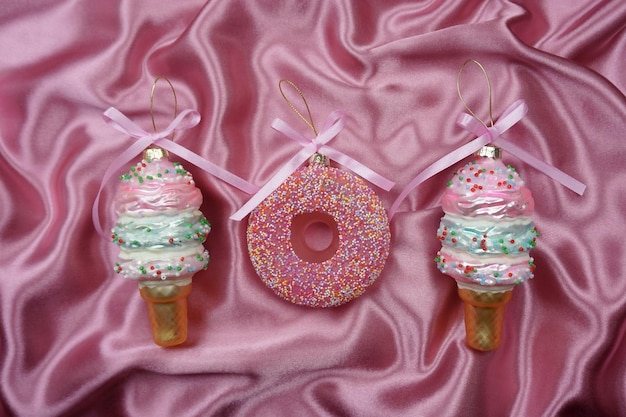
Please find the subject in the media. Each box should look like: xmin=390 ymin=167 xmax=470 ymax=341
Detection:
xmin=247 ymin=164 xmax=390 ymax=308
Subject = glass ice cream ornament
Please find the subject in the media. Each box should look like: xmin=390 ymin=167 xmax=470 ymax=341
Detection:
xmin=388 ymin=59 xmax=585 ymax=351
xmin=434 ymin=145 xmax=538 ymax=350
xmin=111 ymin=147 xmax=210 ymax=346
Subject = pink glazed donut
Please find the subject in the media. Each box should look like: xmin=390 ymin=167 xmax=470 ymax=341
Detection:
xmin=246 ymin=163 xmax=391 ymax=308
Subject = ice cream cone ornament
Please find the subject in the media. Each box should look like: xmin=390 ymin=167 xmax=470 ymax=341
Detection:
xmin=231 ymin=80 xmax=395 ymax=308
xmin=437 ymin=144 xmax=536 ymax=350
xmin=92 ymin=77 xmax=258 ymax=346
xmin=388 ymin=60 xmax=586 ymax=350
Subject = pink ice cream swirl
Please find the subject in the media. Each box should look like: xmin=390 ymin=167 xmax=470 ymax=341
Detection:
xmin=435 ymin=157 xmax=538 ymax=288
xmin=114 ymin=159 xmax=202 ymax=215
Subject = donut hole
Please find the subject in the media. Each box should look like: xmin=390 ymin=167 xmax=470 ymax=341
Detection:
xmin=290 ymin=212 xmax=340 ymax=263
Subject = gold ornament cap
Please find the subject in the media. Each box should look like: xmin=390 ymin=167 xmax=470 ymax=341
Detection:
xmin=309 ymin=153 xmax=330 ymax=166
xmin=474 ymin=145 xmax=502 ymax=159
xmin=143 ymin=147 xmax=169 ymax=161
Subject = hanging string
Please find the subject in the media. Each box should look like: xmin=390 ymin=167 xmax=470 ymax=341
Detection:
xmin=150 ymin=76 xmax=178 ymax=139
xmin=278 ymin=79 xmax=319 ymax=135
xmin=457 ymin=59 xmax=495 ymax=129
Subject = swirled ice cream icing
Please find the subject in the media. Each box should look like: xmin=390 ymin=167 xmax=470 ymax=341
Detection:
xmin=435 ymin=157 xmax=538 ymax=288
xmin=440 ymin=158 xmax=534 ymax=218
xmin=114 ymin=159 xmax=202 ymax=215
xmin=112 ymin=158 xmax=211 ymax=281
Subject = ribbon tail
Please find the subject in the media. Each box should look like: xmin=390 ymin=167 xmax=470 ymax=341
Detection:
xmin=103 ymin=107 xmax=149 ymax=138
xmin=230 ymin=148 xmax=312 ymax=221
xmin=156 ymin=140 xmax=259 ymax=195
xmin=321 ymin=147 xmax=395 ymax=191
xmin=388 ymin=134 xmax=491 ymax=219
xmin=271 ymin=118 xmax=311 ymax=146
xmin=496 ymin=139 xmax=586 ymax=195
xmin=92 ymin=136 xmax=156 ymax=239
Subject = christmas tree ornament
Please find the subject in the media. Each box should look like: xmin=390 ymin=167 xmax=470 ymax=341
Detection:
xmin=389 ymin=60 xmax=585 ymax=350
xmin=93 ymin=77 xmax=258 ymax=346
xmin=231 ymin=80 xmax=395 ymax=308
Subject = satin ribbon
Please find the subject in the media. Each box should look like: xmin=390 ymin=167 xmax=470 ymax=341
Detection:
xmin=230 ymin=111 xmax=395 ymax=221
xmin=92 ymin=107 xmax=260 ymax=239
xmin=388 ymin=99 xmax=586 ymax=218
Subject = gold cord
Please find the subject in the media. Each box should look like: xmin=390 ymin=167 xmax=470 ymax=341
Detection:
xmin=278 ymin=79 xmax=318 ymax=135
xmin=457 ymin=59 xmax=494 ymax=128
xmin=150 ymin=76 xmax=178 ymax=139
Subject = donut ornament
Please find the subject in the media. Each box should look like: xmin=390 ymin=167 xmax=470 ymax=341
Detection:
xmin=231 ymin=80 xmax=395 ymax=308
xmin=388 ymin=60 xmax=586 ymax=350
xmin=93 ymin=78 xmax=258 ymax=346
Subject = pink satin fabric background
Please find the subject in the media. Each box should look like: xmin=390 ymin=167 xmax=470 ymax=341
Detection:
xmin=1 ymin=1 xmax=625 ymax=416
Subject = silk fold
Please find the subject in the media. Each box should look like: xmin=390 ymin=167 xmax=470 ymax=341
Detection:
xmin=1 ymin=1 xmax=625 ymax=416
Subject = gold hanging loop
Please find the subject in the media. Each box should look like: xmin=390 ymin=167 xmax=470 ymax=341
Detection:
xmin=150 ymin=76 xmax=178 ymax=139
xmin=457 ymin=59 xmax=495 ymax=128
xmin=278 ymin=79 xmax=318 ymax=136
xmin=144 ymin=76 xmax=177 ymax=160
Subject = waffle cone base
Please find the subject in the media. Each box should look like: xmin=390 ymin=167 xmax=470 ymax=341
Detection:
xmin=457 ymin=287 xmax=512 ymax=351
xmin=139 ymin=282 xmax=192 ymax=347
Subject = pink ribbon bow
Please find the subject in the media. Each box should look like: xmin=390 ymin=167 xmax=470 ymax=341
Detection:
xmin=92 ymin=107 xmax=259 ymax=239
xmin=388 ymin=99 xmax=586 ymax=218
xmin=230 ymin=110 xmax=395 ymax=221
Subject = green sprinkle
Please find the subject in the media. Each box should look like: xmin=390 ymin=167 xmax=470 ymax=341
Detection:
xmin=177 ymin=266 xmax=182 ymax=271
xmin=146 ymin=228 xmax=152 ymax=233
xmin=446 ymin=180 xmax=453 ymax=187
xmin=450 ymin=231 xmax=456 ymax=236
xmin=494 ymin=272 xmax=500 ymax=278
xmin=130 ymin=166 xmax=136 ymax=172
xmin=157 ymin=173 xmax=162 ymax=178
xmin=458 ymin=176 xmax=464 ymax=181
xmin=185 ymin=234 xmax=192 ymax=239
xmin=146 ymin=175 xmax=153 ymax=180
xmin=164 ymin=169 xmax=170 ymax=174
xmin=137 ymin=176 xmax=143 ymax=183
